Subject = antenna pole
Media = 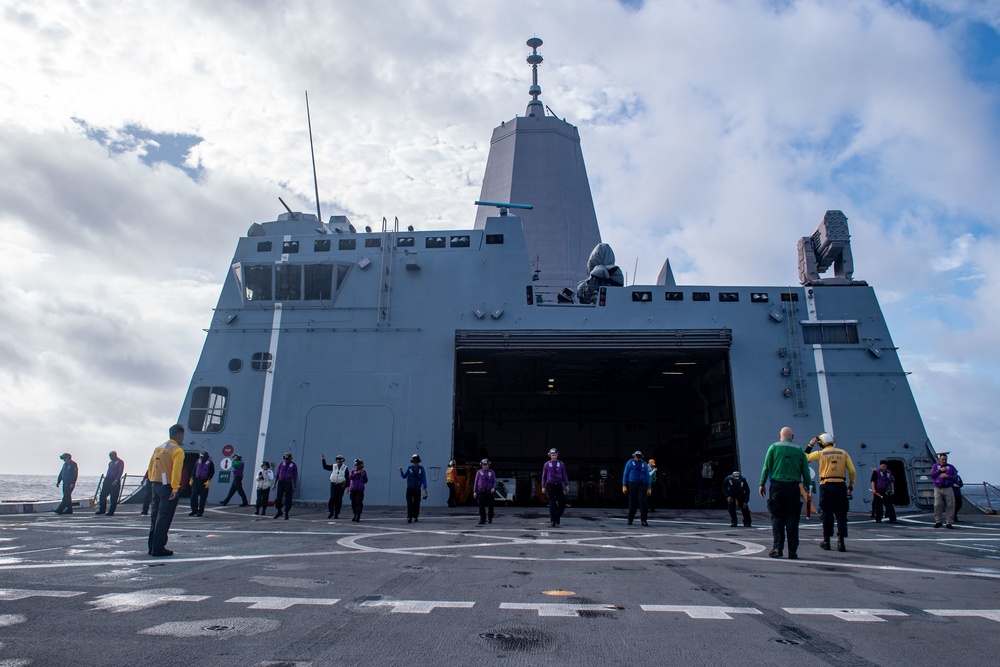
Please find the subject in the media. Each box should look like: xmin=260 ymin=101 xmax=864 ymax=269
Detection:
xmin=305 ymin=91 xmax=322 ymax=222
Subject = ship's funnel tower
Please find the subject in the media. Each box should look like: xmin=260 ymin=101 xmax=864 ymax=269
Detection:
xmin=474 ymin=38 xmax=602 ymax=289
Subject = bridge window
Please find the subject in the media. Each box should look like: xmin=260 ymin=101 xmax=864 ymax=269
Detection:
xmin=365 ymin=238 xmax=381 ymax=248
xmin=275 ymin=264 xmax=301 ymax=300
xmin=397 ymin=237 xmax=415 ymax=247
xmin=251 ymin=352 xmax=273 ymax=370
xmin=282 ymin=241 xmax=299 ymax=254
xmin=314 ymin=239 xmax=331 ymax=252
xmin=719 ymin=292 xmax=739 ymax=302
xmin=336 ymin=264 xmax=351 ymax=289
xmin=486 ymin=234 xmax=504 ymax=244
xmin=450 ymin=235 xmax=471 ymax=247
xmin=188 ymin=386 xmax=228 ymax=433
xmin=338 ymin=238 xmax=356 ymax=250
xmin=304 ymin=264 xmax=333 ymax=300
xmin=751 ymin=293 xmax=769 ymax=303
xmin=257 ymin=241 xmax=272 ymax=252
xmin=244 ymin=266 xmax=272 ymax=301
xmin=802 ymin=323 xmax=859 ymax=344
xmin=665 ymin=292 xmax=683 ymax=301
xmin=425 ymin=237 xmax=446 ymax=248
xmin=692 ymin=292 xmax=710 ymax=301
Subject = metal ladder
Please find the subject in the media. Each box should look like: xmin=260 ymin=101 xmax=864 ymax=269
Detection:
xmin=784 ymin=292 xmax=808 ymax=414
xmin=377 ymin=216 xmax=397 ymax=326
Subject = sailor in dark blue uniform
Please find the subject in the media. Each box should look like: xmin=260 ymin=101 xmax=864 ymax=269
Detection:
xmin=399 ymin=454 xmax=428 ymax=523
xmin=622 ymin=451 xmax=652 ymax=526
xmin=54 ymin=453 xmax=78 ymax=515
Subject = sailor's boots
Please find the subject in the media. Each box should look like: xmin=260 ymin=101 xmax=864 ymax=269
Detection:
xmin=837 ymin=535 xmax=846 ymax=552
xmin=820 ymin=537 xmax=831 ymax=550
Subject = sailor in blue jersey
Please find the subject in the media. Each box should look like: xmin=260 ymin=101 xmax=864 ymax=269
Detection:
xmin=541 ymin=448 xmax=569 ymax=527
xmin=473 ymin=458 xmax=497 ymax=525
xmin=54 ymin=452 xmax=78 ymax=515
xmin=399 ymin=454 xmax=428 ymax=523
xmin=622 ymin=451 xmax=652 ymax=526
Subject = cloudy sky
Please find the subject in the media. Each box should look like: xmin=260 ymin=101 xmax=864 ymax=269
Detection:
xmin=2 ymin=0 xmax=999 ymax=484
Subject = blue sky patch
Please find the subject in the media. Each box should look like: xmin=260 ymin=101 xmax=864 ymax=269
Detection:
xmin=74 ymin=118 xmax=204 ymax=180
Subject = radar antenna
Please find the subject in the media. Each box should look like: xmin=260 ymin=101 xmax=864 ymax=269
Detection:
xmin=526 ymin=37 xmax=544 ymax=117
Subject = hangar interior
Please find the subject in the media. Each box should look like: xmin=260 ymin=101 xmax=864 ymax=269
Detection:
xmin=453 ymin=333 xmax=740 ymax=508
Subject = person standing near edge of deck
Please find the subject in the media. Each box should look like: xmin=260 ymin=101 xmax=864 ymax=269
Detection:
xmin=54 ymin=453 xmax=78 ymax=515
xmin=542 ymin=448 xmax=569 ymax=527
xmin=759 ymin=427 xmax=811 ymax=560
xmin=146 ymin=424 xmax=185 ymax=557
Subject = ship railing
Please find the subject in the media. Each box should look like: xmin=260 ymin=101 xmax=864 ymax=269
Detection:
xmin=91 ymin=472 xmax=142 ymax=505
xmin=963 ymin=482 xmax=999 ymax=515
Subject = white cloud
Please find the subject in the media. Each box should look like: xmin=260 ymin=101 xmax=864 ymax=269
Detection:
xmin=1 ymin=0 xmax=998 ymax=482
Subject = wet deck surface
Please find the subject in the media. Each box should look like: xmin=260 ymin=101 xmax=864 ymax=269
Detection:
xmin=2 ymin=506 xmax=999 ymax=666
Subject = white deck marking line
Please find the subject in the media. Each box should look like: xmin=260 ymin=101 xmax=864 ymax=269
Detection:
xmin=359 ymin=599 xmax=474 ymax=613
xmin=641 ymin=605 xmax=763 ymax=619
xmin=925 ymin=609 xmax=1000 ymax=622
xmin=87 ymin=588 xmax=210 ymax=613
xmin=0 ymin=613 xmax=27 ymax=627
xmin=0 ymin=588 xmax=84 ymax=600
xmin=783 ymin=608 xmax=908 ymax=622
xmin=227 ymin=596 xmax=341 ymax=610
xmin=499 ymin=602 xmax=622 ymax=617
xmin=0 ymin=550 xmax=356 ymax=570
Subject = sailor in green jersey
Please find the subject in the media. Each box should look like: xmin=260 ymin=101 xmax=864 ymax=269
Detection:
xmin=758 ymin=426 xmax=812 ymax=559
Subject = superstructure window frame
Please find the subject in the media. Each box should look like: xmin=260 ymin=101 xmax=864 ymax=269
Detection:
xmin=802 ymin=322 xmax=860 ymax=345
xmin=188 ymin=386 xmax=228 ymax=433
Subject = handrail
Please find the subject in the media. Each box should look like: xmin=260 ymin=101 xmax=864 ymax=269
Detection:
xmin=983 ymin=481 xmax=998 ymax=514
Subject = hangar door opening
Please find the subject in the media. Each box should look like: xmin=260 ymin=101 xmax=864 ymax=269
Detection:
xmin=453 ymin=329 xmax=738 ymax=509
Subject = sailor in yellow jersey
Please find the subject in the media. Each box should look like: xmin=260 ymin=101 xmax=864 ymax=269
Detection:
xmin=806 ymin=432 xmax=856 ymax=552
xmin=146 ymin=424 xmax=186 ymax=557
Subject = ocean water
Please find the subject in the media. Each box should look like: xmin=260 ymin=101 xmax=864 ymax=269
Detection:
xmin=1 ymin=474 xmax=104 ymax=502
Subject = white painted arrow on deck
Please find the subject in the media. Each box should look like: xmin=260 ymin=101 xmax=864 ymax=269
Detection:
xmin=641 ymin=605 xmax=763 ymax=619
xmin=783 ymin=608 xmax=908 ymax=622
xmin=227 ymin=596 xmax=341 ymax=610
xmin=500 ymin=602 xmax=622 ymax=617
xmin=87 ymin=588 xmax=209 ymax=613
xmin=925 ymin=609 xmax=1000 ymax=622
xmin=0 ymin=588 xmax=84 ymax=601
xmin=359 ymin=599 xmax=474 ymax=614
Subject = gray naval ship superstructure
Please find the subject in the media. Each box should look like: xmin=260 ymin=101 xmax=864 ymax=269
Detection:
xmin=177 ymin=39 xmax=938 ymax=513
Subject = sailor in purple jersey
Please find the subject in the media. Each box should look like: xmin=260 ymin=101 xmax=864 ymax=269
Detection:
xmin=188 ymin=451 xmax=215 ymax=517
xmin=96 ymin=451 xmax=125 ymax=516
xmin=473 ymin=458 xmax=497 ymax=525
xmin=272 ymin=453 xmax=298 ymax=520
xmin=930 ymin=452 xmax=959 ymax=529
xmin=349 ymin=459 xmax=368 ymax=522
xmin=541 ymin=448 xmax=569 ymax=527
